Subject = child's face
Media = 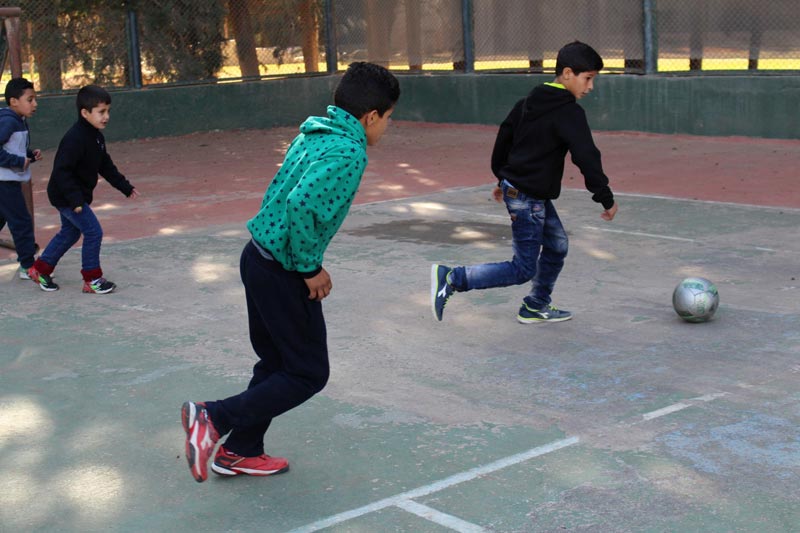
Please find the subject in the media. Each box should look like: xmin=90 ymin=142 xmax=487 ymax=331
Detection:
xmin=81 ymin=102 xmax=111 ymax=129
xmin=362 ymin=107 xmax=394 ymax=146
xmin=562 ymin=68 xmax=598 ymax=100
xmin=10 ymin=88 xmax=37 ymax=118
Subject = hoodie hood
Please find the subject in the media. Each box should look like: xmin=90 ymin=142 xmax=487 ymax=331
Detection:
xmin=0 ymin=107 xmax=25 ymax=125
xmin=522 ymin=84 xmax=576 ymax=121
xmin=299 ymin=105 xmax=366 ymax=146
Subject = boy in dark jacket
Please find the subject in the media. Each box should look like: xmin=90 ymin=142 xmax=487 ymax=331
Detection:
xmin=432 ymin=41 xmax=618 ymax=324
xmin=181 ymin=62 xmax=400 ymax=483
xmin=0 ymin=78 xmax=41 ymax=281
xmin=30 ymin=85 xmax=137 ymax=293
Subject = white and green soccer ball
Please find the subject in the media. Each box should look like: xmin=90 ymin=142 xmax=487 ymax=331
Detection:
xmin=672 ymin=277 xmax=719 ymax=323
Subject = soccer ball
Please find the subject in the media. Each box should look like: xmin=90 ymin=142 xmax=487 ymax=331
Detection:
xmin=672 ymin=277 xmax=719 ymax=323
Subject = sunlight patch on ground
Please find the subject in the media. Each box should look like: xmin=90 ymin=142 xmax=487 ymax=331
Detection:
xmin=408 ymin=202 xmax=448 ymax=215
xmin=585 ymin=248 xmax=617 ymax=261
xmin=377 ymin=183 xmax=405 ymax=191
xmin=452 ymin=226 xmax=490 ymax=240
xmin=158 ymin=225 xmax=187 ymax=236
xmin=92 ymin=202 xmax=119 ymax=212
xmin=191 ymin=257 xmax=236 ymax=283
xmin=676 ymin=266 xmax=714 ymax=278
xmin=0 ymin=395 xmax=53 ymax=443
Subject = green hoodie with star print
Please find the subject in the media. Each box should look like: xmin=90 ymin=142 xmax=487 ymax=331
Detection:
xmin=246 ymin=105 xmax=368 ymax=277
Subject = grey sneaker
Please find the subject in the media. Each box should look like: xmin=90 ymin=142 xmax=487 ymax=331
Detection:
xmin=431 ymin=264 xmax=455 ymax=321
xmin=19 ymin=266 xmax=32 ymax=280
xmin=517 ymin=303 xmax=572 ymax=324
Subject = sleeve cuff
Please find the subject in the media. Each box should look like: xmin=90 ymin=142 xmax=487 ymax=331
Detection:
xmin=300 ymin=266 xmax=322 ymax=279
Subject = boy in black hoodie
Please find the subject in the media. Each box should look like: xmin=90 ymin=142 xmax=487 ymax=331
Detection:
xmin=432 ymin=41 xmax=618 ymax=324
xmin=30 ymin=85 xmax=137 ymax=293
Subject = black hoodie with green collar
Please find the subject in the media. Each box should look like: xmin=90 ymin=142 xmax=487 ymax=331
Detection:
xmin=490 ymin=82 xmax=615 ymax=210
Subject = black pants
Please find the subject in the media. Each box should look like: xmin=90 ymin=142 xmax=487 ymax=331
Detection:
xmin=206 ymin=241 xmax=329 ymax=457
xmin=0 ymin=181 xmax=36 ymax=269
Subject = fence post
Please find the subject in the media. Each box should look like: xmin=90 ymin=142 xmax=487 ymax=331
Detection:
xmin=126 ymin=9 xmax=143 ymax=88
xmin=324 ymin=0 xmax=338 ymax=74
xmin=460 ymin=0 xmax=474 ymax=73
xmin=643 ymin=0 xmax=657 ymax=74
xmin=0 ymin=9 xmax=36 ymax=253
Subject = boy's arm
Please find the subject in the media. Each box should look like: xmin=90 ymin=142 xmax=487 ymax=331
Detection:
xmin=0 ymin=119 xmax=27 ymax=171
xmin=560 ymin=105 xmax=615 ymax=210
xmin=285 ymin=153 xmax=366 ymax=275
xmin=99 ymin=152 xmax=135 ymax=196
xmin=490 ymin=100 xmax=523 ymax=183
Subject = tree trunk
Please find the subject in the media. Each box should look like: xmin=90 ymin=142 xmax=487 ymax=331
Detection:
xmin=404 ymin=0 xmax=422 ymax=70
xmin=28 ymin=4 xmax=63 ymax=91
xmin=228 ymin=0 xmax=260 ymax=78
xmin=300 ymin=0 xmax=320 ymax=73
xmin=365 ymin=0 xmax=390 ymax=67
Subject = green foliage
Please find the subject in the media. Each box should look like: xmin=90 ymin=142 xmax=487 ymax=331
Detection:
xmin=137 ymin=0 xmax=226 ymax=82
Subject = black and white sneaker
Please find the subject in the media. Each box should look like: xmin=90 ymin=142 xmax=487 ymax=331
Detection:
xmin=83 ymin=277 xmax=116 ymax=294
xmin=431 ymin=264 xmax=455 ymax=321
xmin=517 ymin=303 xmax=573 ymax=324
xmin=31 ymin=269 xmax=59 ymax=291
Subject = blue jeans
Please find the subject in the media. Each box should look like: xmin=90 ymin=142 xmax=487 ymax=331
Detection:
xmin=40 ymin=204 xmax=103 ymax=272
xmin=450 ymin=181 xmax=568 ymax=310
xmin=0 ymin=181 xmax=36 ymax=269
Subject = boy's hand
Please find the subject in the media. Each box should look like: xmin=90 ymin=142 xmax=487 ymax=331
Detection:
xmin=129 ymin=188 xmax=139 ymax=199
xmin=305 ymin=267 xmax=332 ymax=301
xmin=601 ymin=202 xmax=618 ymax=221
xmin=492 ymin=185 xmax=503 ymax=203
xmin=74 ymin=206 xmax=83 ymax=214
xmin=32 ymin=149 xmax=42 ymax=161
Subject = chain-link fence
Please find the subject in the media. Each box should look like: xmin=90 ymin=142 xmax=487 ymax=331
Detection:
xmin=1 ymin=0 xmax=799 ymax=93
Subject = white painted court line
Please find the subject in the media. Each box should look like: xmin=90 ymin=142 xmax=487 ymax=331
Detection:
xmin=582 ymin=225 xmax=696 ymax=243
xmin=395 ymin=500 xmax=487 ymax=533
xmin=642 ymin=402 xmax=691 ymax=420
xmin=360 ymin=184 xmax=800 ymax=214
xmin=287 ymin=436 xmax=579 ymax=533
xmin=641 ymin=392 xmax=729 ymax=421
xmin=610 ymin=190 xmax=800 ymax=213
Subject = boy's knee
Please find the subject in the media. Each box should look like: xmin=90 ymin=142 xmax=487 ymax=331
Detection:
xmin=310 ymin=367 xmax=330 ymax=394
xmin=83 ymin=225 xmax=103 ymax=241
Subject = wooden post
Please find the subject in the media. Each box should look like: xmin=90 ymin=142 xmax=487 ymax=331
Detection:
xmin=2 ymin=10 xmax=36 ymax=251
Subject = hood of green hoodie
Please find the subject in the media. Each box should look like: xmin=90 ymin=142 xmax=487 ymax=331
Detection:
xmin=299 ymin=105 xmax=366 ymax=146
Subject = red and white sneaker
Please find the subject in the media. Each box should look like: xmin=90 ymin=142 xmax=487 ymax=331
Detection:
xmin=181 ymin=401 xmax=220 ymax=482
xmin=212 ymin=446 xmax=289 ymax=477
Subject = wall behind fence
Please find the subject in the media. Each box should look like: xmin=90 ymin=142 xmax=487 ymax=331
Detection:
xmin=30 ymin=73 xmax=800 ymax=149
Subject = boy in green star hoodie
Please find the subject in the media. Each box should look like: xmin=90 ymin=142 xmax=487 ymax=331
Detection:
xmin=181 ymin=62 xmax=400 ymax=482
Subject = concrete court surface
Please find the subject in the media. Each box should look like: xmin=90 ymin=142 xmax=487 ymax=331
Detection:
xmin=1 ymin=122 xmax=799 ymax=532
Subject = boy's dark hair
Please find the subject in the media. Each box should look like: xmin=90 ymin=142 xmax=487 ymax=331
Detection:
xmin=76 ymin=85 xmax=111 ymax=114
xmin=555 ymin=41 xmax=604 ymax=76
xmin=5 ymin=77 xmax=34 ymax=105
xmin=334 ymin=62 xmax=400 ymax=119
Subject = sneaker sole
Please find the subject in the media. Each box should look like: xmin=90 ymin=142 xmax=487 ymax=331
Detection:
xmin=83 ymin=285 xmax=116 ymax=294
xmin=211 ymin=462 xmax=290 ymax=477
xmin=516 ymin=315 xmax=573 ymax=324
xmin=181 ymin=402 xmax=205 ymax=483
xmin=38 ymin=282 xmax=59 ymax=292
xmin=430 ymin=264 xmax=440 ymax=320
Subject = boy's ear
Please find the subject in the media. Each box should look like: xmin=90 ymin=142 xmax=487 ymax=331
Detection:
xmin=562 ymin=67 xmax=575 ymax=80
xmin=80 ymin=108 xmax=89 ymax=120
xmin=359 ymin=109 xmax=379 ymax=128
